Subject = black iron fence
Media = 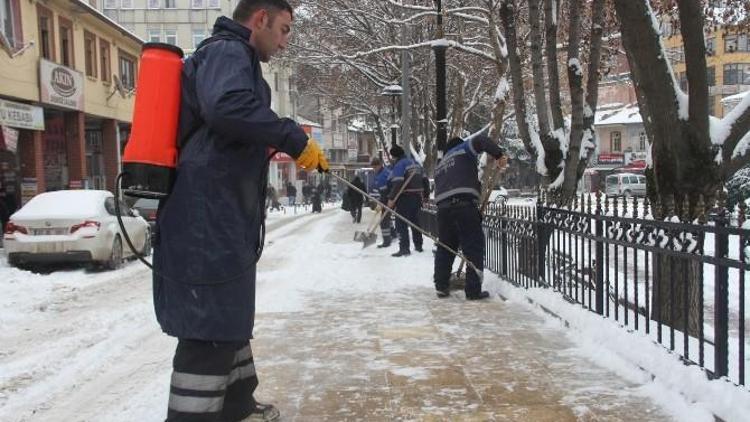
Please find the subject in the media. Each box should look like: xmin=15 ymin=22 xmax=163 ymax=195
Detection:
xmin=420 ymin=193 xmax=749 ymax=387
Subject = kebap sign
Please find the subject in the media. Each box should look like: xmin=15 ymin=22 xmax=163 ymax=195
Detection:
xmin=40 ymin=59 xmax=84 ymax=111
xmin=0 ymin=99 xmax=44 ymax=130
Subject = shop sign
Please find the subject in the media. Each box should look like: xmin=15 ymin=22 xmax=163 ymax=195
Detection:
xmin=271 ymin=152 xmax=293 ymax=163
xmin=40 ymin=59 xmax=84 ymax=111
xmin=69 ymin=180 xmax=83 ymax=189
xmin=21 ymin=178 xmax=38 ymax=205
xmin=1 ymin=126 xmax=19 ymax=152
xmin=0 ymin=99 xmax=45 ymax=130
xmin=597 ymin=153 xmax=625 ymax=165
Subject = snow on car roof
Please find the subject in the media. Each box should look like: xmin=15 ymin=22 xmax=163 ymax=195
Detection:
xmin=12 ymin=190 xmax=112 ymax=220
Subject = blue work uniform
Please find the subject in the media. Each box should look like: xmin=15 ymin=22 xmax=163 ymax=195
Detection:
xmin=433 ymin=135 xmax=504 ymax=297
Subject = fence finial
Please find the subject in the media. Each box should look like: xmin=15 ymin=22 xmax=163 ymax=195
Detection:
xmin=633 ymin=194 xmax=640 ymax=219
xmin=718 ymin=188 xmax=728 ymax=211
xmin=595 ymin=190 xmax=602 ymax=215
xmin=604 ymin=192 xmax=610 ymax=215
xmin=698 ymin=194 xmax=708 ymax=225
xmin=644 ymin=195 xmax=651 ymax=218
xmin=613 ymin=194 xmax=620 ymax=217
xmin=739 ymin=199 xmax=747 ymax=227
xmin=655 ymin=197 xmax=664 ymax=220
xmin=681 ymin=193 xmax=691 ymax=223
xmin=666 ymin=194 xmax=676 ymax=219
xmin=586 ymin=192 xmax=592 ymax=214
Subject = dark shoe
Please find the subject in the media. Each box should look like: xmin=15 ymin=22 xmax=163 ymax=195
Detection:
xmin=466 ymin=291 xmax=490 ymax=301
xmin=243 ymin=402 xmax=280 ymax=421
xmin=436 ymin=288 xmax=450 ymax=298
xmin=377 ymin=242 xmax=391 ymax=248
xmin=415 ymin=246 xmax=424 ymax=252
xmin=391 ymin=250 xmax=411 ymax=257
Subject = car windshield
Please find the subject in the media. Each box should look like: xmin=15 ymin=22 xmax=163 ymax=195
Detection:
xmin=134 ymin=198 xmax=159 ymax=209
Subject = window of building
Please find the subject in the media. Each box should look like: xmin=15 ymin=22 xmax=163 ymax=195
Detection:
xmin=192 ymin=29 xmax=205 ymax=49
xmin=37 ymin=5 xmax=55 ymax=61
xmin=638 ymin=132 xmax=647 ymax=151
xmin=706 ymin=37 xmax=716 ymax=55
xmin=103 ymin=0 xmax=118 ymax=8
xmin=84 ymin=31 xmax=97 ymax=78
xmin=148 ymin=0 xmax=160 ymax=8
xmin=148 ymin=28 xmax=160 ymax=43
xmin=724 ymin=33 xmax=749 ymax=53
xmin=121 ymin=0 xmax=133 ymax=9
xmin=58 ymin=17 xmax=74 ymax=67
xmin=723 ymin=63 xmax=750 ymax=85
xmin=192 ymin=0 xmax=204 ymax=9
xmin=666 ymin=46 xmax=684 ymax=63
xmin=707 ymin=66 xmax=715 ymax=87
xmin=119 ymin=50 xmax=136 ymax=89
xmin=708 ymin=96 xmax=716 ymax=116
xmin=165 ymin=0 xmax=176 ymax=8
xmin=164 ymin=29 xmax=177 ymax=45
xmin=100 ymin=39 xmax=111 ymax=83
xmin=207 ymin=0 xmax=220 ymax=8
xmin=678 ymin=71 xmax=688 ymax=91
xmin=1 ymin=0 xmax=22 ymax=49
xmin=610 ymin=131 xmax=622 ymax=152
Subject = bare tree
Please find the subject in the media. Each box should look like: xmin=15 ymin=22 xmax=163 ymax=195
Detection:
xmin=612 ymin=0 xmax=750 ymax=335
xmin=500 ymin=0 xmax=609 ymax=205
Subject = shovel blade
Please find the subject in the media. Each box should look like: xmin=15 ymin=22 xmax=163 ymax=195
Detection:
xmin=354 ymin=231 xmax=377 ymax=248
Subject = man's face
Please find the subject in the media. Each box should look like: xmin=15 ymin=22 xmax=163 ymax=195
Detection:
xmin=250 ymin=9 xmax=293 ymax=62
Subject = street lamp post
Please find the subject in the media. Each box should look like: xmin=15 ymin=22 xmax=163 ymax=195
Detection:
xmin=381 ymin=84 xmax=403 ymax=149
xmin=433 ymin=0 xmax=447 ymax=157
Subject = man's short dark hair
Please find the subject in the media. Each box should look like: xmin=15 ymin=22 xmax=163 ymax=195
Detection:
xmin=233 ymin=0 xmax=293 ymax=23
xmin=447 ymin=137 xmax=464 ymax=151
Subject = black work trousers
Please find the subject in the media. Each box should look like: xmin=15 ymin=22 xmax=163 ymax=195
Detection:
xmin=166 ymin=339 xmax=259 ymax=422
xmin=434 ymin=202 xmax=485 ymax=297
xmin=395 ymin=194 xmax=423 ymax=253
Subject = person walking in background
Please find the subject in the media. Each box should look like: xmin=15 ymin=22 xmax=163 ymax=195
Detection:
xmin=347 ymin=175 xmax=365 ymax=223
xmin=433 ymin=135 xmax=507 ymax=300
xmin=387 ymin=145 xmax=424 ymax=257
xmin=286 ymin=182 xmax=297 ymax=206
xmin=371 ymin=157 xmax=394 ymax=248
xmin=152 ymin=1 xmax=329 ymax=421
xmin=266 ymin=184 xmax=281 ymax=211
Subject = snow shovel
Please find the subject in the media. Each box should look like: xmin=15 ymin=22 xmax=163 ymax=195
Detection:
xmin=353 ymin=172 xmax=416 ymax=249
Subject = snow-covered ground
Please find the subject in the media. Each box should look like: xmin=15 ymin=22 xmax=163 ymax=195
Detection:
xmin=1 ymin=206 xmax=749 ymax=421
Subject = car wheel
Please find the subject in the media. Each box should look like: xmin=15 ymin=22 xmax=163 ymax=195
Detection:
xmin=623 ymin=190 xmax=632 ymax=198
xmin=106 ymin=236 xmax=123 ymax=270
xmin=141 ymin=230 xmax=152 ymax=257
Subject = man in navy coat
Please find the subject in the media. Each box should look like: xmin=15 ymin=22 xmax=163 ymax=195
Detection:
xmin=153 ymin=1 xmax=327 ymax=420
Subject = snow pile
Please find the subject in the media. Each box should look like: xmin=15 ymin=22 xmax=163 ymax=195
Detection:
xmin=12 ymin=190 xmax=110 ymax=220
xmin=483 ymin=275 xmax=750 ymax=422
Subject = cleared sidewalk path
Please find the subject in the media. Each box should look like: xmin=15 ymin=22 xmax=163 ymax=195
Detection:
xmin=251 ymin=208 xmax=673 ymax=421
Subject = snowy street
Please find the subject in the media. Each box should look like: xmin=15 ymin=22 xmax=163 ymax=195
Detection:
xmin=1 ymin=207 xmax=749 ymax=421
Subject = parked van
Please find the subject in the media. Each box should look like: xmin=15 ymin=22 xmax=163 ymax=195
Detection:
xmin=605 ymin=173 xmax=647 ymax=197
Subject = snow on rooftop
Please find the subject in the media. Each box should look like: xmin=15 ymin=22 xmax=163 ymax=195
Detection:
xmin=721 ymin=90 xmax=749 ymax=105
xmin=297 ymin=116 xmax=322 ymax=127
xmin=594 ymin=105 xmax=643 ymax=126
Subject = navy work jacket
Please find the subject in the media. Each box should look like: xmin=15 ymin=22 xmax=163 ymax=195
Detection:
xmin=153 ymin=17 xmax=308 ymax=341
xmin=434 ymin=135 xmax=504 ymax=204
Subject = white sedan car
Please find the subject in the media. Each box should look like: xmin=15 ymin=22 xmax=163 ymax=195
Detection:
xmin=3 ymin=190 xmax=150 ymax=270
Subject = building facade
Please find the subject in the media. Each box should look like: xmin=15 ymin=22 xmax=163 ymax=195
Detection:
xmin=664 ymin=25 xmax=750 ymax=117
xmin=0 ymin=0 xmax=142 ymax=215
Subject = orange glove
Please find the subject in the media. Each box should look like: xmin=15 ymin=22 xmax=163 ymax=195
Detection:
xmin=296 ymin=140 xmax=329 ymax=172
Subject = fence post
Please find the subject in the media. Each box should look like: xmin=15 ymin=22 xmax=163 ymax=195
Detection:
xmin=536 ymin=198 xmax=546 ymax=285
xmin=501 ymin=205 xmax=508 ymax=277
xmin=712 ymin=205 xmax=730 ymax=379
xmin=595 ymin=191 xmax=605 ymax=315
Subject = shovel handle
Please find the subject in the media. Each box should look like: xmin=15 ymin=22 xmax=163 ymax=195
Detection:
xmin=328 ymin=172 xmax=483 ymax=276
